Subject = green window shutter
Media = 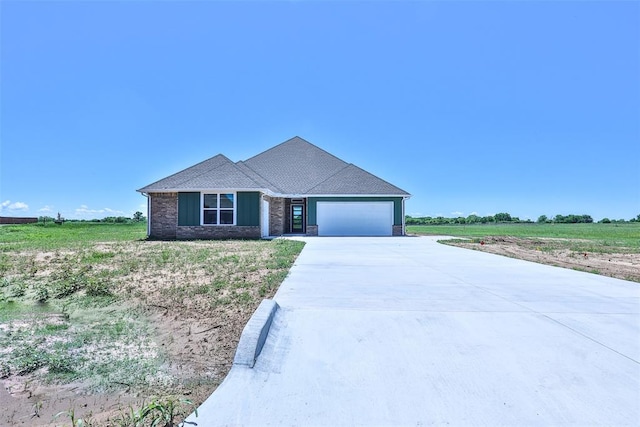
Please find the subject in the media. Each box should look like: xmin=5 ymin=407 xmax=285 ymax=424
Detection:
xmin=237 ymin=192 xmax=260 ymax=226
xmin=393 ymin=198 xmax=403 ymax=225
xmin=178 ymin=192 xmax=200 ymax=226
xmin=308 ymin=197 xmax=318 ymax=225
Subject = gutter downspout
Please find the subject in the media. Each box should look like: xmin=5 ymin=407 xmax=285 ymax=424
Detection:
xmin=141 ymin=192 xmax=150 ymax=237
xmin=402 ymin=196 xmax=408 ymax=236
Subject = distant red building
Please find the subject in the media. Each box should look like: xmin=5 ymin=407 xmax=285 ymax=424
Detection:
xmin=0 ymin=217 xmax=38 ymax=224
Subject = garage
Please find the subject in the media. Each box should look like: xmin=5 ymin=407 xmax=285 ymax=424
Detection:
xmin=316 ymin=201 xmax=394 ymax=236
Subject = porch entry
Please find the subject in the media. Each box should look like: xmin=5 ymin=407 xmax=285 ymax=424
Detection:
xmin=289 ymin=198 xmax=305 ymax=234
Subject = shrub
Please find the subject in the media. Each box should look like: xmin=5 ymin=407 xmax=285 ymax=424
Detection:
xmin=46 ymin=352 xmax=76 ymax=374
xmin=85 ymin=277 xmax=112 ymax=296
xmin=13 ymin=346 xmax=47 ymax=375
xmin=34 ymin=284 xmax=49 ymax=303
xmin=0 ymin=277 xmax=11 ymax=288
xmin=52 ymin=279 xmax=83 ymax=299
xmin=9 ymin=280 xmax=27 ymax=298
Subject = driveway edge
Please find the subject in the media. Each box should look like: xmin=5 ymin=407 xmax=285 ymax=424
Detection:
xmin=233 ymin=299 xmax=279 ymax=368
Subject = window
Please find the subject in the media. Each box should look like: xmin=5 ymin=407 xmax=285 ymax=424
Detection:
xmin=202 ymin=193 xmax=235 ymax=225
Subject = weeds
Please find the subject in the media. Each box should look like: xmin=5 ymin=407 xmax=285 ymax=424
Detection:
xmin=441 ymin=233 xmax=640 ymax=282
xmin=409 ymin=223 xmax=640 ymax=252
xmin=34 ymin=283 xmax=49 ymax=303
xmin=0 ymin=253 xmax=10 ymax=274
xmin=85 ymin=277 xmax=113 ymax=296
xmin=13 ymin=345 xmax=47 ymax=375
xmin=0 ymin=224 xmax=304 ymax=425
xmin=9 ymin=279 xmax=27 ymax=298
xmin=123 ymin=397 xmax=197 ymax=427
xmin=54 ymin=408 xmax=94 ymax=427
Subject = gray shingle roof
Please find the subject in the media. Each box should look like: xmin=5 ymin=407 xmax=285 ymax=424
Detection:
xmin=242 ymin=137 xmax=351 ymax=194
xmin=307 ymin=164 xmax=409 ymax=195
xmin=138 ymin=136 xmax=410 ymax=196
xmin=138 ymin=154 xmax=263 ymax=192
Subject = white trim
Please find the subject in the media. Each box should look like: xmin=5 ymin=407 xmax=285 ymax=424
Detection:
xmin=279 ymin=194 xmax=411 ymax=198
xmin=261 ymin=199 xmax=270 ymax=238
xmin=141 ymin=192 xmax=151 ymax=237
xmin=140 ymin=189 xmax=410 ymax=199
xmin=200 ymin=191 xmax=237 ymax=226
xmin=402 ymin=196 xmax=407 ymax=236
xmin=139 ymin=188 xmax=276 ymax=196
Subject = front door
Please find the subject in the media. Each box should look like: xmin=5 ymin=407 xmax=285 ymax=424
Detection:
xmin=291 ymin=204 xmax=305 ymax=233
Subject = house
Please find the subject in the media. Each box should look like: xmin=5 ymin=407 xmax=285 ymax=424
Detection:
xmin=137 ymin=137 xmax=410 ymax=239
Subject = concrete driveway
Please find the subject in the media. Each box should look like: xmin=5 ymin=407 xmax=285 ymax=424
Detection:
xmin=188 ymin=237 xmax=640 ymax=426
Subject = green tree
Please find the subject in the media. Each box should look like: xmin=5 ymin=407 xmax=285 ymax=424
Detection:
xmin=537 ymin=215 xmax=548 ymax=223
xmin=133 ymin=211 xmax=145 ymax=222
xmin=554 ymin=214 xmax=566 ymax=223
xmin=494 ymin=212 xmax=512 ymax=222
xmin=581 ymin=215 xmax=594 ymax=223
xmin=466 ymin=214 xmax=481 ymax=224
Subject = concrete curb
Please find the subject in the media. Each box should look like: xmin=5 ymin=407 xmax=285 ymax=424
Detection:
xmin=233 ymin=299 xmax=279 ymax=368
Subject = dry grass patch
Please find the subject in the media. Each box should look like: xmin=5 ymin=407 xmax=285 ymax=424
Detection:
xmin=443 ymin=236 xmax=640 ymax=282
xmin=0 ymin=237 xmax=304 ymax=426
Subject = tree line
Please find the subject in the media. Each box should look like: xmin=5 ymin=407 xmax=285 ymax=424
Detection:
xmin=406 ymin=213 xmax=640 ymax=225
xmin=38 ymin=211 xmax=146 ymax=224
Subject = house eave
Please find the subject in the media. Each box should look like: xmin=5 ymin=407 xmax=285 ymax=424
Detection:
xmin=287 ymin=193 xmax=411 ymax=198
xmin=138 ymin=188 xmax=276 ymax=196
xmin=138 ymin=189 xmax=410 ymax=199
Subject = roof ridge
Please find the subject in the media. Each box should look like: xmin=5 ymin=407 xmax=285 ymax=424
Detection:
xmin=243 ymin=136 xmax=347 ymax=166
xmin=235 ymin=161 xmax=283 ymax=192
xmin=171 ymin=154 xmax=237 ymax=188
xmin=137 ymin=154 xmax=233 ymax=192
xmin=218 ymin=161 xmax=265 ymax=188
xmin=304 ymin=163 xmax=352 ymax=193
xmin=344 ymin=163 xmax=410 ymax=194
xmin=242 ymin=136 xmax=299 ymax=163
xmin=306 ymin=162 xmax=410 ymax=195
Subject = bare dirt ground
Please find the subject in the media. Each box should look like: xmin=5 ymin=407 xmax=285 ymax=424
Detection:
xmin=2 ymin=298 xmax=251 ymax=427
xmin=444 ymin=236 xmax=640 ymax=283
xmin=1 ymin=240 xmax=301 ymax=426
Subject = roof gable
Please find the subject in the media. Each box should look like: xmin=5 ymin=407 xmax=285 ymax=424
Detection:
xmin=242 ymin=137 xmax=349 ymax=194
xmin=182 ymin=161 xmax=264 ymax=189
xmin=307 ymin=164 xmax=409 ymax=195
xmin=138 ymin=154 xmax=262 ymax=192
xmin=138 ymin=136 xmax=410 ymax=196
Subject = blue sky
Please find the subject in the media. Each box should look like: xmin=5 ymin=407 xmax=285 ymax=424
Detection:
xmin=1 ymin=1 xmax=638 ymax=221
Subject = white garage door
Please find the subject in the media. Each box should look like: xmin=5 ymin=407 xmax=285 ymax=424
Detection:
xmin=316 ymin=201 xmax=393 ymax=236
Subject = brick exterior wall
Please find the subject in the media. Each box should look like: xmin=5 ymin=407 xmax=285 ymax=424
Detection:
xmin=176 ymin=226 xmax=260 ymax=239
xmin=150 ymin=193 xmax=178 ymax=239
xmin=150 ymin=193 xmax=401 ymax=239
xmin=284 ymin=198 xmax=291 ymax=233
xmin=150 ymin=192 xmax=261 ymax=239
xmin=392 ymin=225 xmax=404 ymax=236
xmin=268 ymin=197 xmax=285 ymax=236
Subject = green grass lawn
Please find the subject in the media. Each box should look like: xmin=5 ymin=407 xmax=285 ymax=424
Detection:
xmin=0 ymin=221 xmax=148 ymax=251
xmin=407 ymin=223 xmax=640 ymax=252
